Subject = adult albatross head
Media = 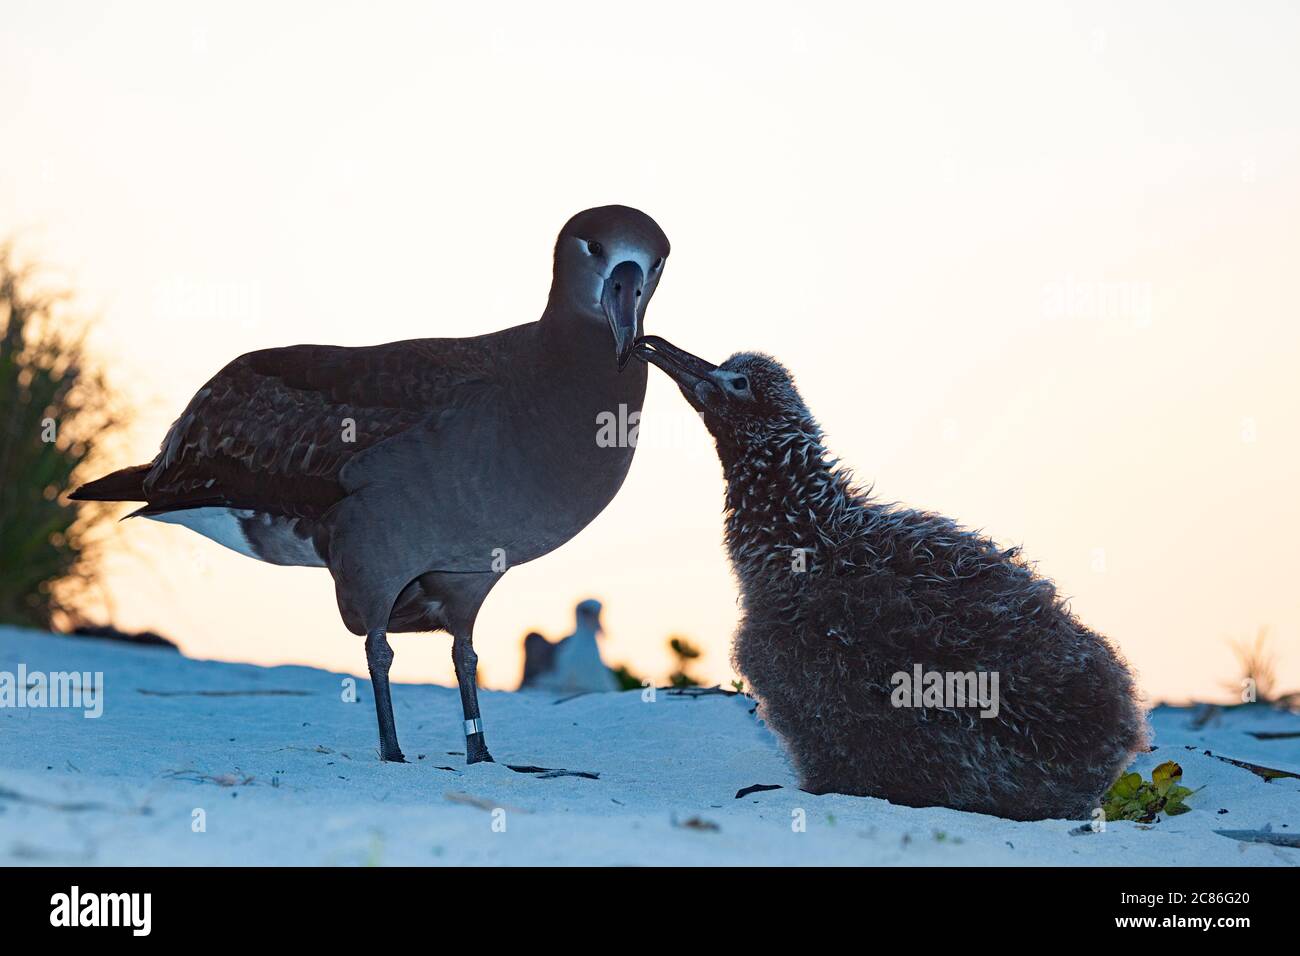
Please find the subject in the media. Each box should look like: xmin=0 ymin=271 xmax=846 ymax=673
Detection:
xmin=550 ymin=205 xmax=671 ymax=370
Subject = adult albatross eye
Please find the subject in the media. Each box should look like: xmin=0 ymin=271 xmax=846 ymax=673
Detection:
xmin=652 ymin=257 xmax=664 ymax=271
xmin=586 ymin=240 xmax=604 ymax=256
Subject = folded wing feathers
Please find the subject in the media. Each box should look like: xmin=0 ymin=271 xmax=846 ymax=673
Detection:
xmin=138 ymin=338 xmax=506 ymax=518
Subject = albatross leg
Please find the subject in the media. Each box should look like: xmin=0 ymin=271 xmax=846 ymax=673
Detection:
xmin=452 ymin=633 xmax=494 ymax=764
xmin=365 ymin=628 xmax=406 ymax=763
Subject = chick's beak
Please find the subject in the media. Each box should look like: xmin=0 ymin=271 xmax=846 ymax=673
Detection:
xmin=634 ymin=335 xmax=722 ymax=409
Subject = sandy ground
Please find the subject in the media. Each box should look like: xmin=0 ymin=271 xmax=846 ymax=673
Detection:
xmin=1 ymin=626 xmax=1296 ymax=866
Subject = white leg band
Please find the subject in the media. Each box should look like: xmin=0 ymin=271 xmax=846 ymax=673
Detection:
xmin=464 ymin=718 xmax=483 ymax=736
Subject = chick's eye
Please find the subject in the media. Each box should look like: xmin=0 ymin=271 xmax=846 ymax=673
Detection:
xmin=732 ymin=376 xmax=749 ymax=391
xmin=586 ymin=240 xmax=604 ymax=256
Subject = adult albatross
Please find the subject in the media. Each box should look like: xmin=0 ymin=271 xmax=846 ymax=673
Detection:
xmin=72 ymin=205 xmax=670 ymax=766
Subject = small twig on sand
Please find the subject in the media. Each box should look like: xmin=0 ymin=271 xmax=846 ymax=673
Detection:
xmin=665 ymin=685 xmax=739 ymax=700
xmin=1215 ymin=825 xmax=1300 ymax=848
xmin=0 ymin=784 xmax=151 ymax=815
xmin=444 ymin=792 xmax=529 ymax=814
xmin=1203 ymin=751 xmax=1300 ymax=782
xmin=672 ymin=814 xmax=721 ymax=832
xmin=161 ymin=769 xmax=256 ymax=787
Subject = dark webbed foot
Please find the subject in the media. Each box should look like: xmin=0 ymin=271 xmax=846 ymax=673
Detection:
xmin=380 ymin=747 xmax=408 ymax=763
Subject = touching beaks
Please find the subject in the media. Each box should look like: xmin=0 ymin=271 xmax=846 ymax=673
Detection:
xmin=634 ymin=335 xmax=726 ymax=408
xmin=602 ymin=260 xmax=645 ymax=371
xmin=635 ymin=335 xmax=718 ymax=380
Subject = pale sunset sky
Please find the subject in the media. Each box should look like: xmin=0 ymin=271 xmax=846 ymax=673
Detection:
xmin=2 ymin=1 xmax=1297 ymax=701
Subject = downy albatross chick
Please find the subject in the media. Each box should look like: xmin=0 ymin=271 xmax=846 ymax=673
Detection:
xmin=72 ymin=206 xmax=670 ymax=766
xmin=637 ymin=336 xmax=1147 ymax=821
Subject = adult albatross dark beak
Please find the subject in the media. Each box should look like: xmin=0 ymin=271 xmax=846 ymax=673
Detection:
xmin=603 ymin=260 xmax=645 ymax=371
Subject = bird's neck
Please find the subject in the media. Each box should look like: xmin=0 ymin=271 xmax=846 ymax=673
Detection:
xmin=721 ymin=420 xmax=858 ymax=580
xmin=535 ymin=301 xmax=647 ymax=410
xmin=517 ymin=302 xmax=647 ymax=497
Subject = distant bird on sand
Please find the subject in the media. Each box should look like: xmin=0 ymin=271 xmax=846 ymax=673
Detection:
xmin=637 ymin=335 xmax=1148 ymax=821
xmin=519 ymin=631 xmax=556 ymax=688
xmin=521 ymin=599 xmax=619 ymax=694
xmin=71 ymin=206 xmax=670 ymax=766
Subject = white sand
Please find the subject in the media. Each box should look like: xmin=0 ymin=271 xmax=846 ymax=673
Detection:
xmin=1 ymin=626 xmax=1296 ymax=866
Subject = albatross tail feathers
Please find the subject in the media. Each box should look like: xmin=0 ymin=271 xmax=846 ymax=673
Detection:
xmin=69 ymin=463 xmax=151 ymax=502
